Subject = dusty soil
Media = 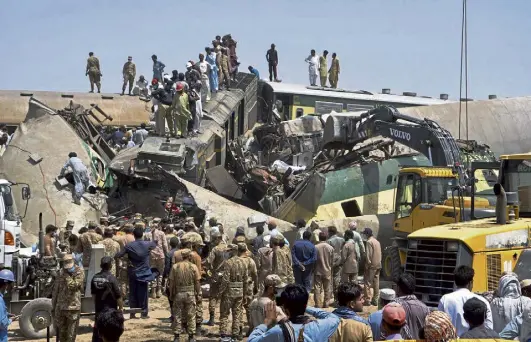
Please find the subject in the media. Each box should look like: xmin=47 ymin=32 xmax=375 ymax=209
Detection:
xmin=8 ymin=296 xmax=377 ymax=341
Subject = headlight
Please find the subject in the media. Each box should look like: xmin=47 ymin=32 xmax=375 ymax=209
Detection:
xmin=408 ymin=240 xmax=418 ymax=249
xmin=447 ymin=241 xmax=459 ymax=252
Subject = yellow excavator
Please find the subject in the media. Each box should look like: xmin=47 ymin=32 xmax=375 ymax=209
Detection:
xmin=323 ymin=105 xmax=499 ymax=280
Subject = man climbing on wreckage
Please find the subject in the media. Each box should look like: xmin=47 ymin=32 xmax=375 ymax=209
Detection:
xmin=59 ymin=152 xmax=91 ymax=205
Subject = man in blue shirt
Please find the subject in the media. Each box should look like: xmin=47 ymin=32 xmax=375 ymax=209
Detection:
xmin=0 ymin=269 xmax=14 ymax=342
xmin=332 ymin=282 xmax=369 ymax=325
xmin=115 ymin=224 xmax=158 ymax=319
xmin=248 ymin=284 xmax=339 ymax=342
xmin=291 ymin=231 xmax=316 ymax=293
xmin=368 ymin=288 xmax=396 ymax=340
xmin=248 ymin=65 xmax=260 ymax=79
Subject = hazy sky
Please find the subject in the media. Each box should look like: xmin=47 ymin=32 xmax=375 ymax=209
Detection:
xmin=1 ymin=0 xmax=529 ymax=100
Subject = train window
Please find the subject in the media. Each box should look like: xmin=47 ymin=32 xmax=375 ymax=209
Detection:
xmin=296 ymin=108 xmax=304 ymax=118
xmin=341 ymin=199 xmax=362 ymax=217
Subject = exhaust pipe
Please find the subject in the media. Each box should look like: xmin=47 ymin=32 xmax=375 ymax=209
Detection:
xmin=38 ymin=212 xmax=45 ymax=256
xmin=494 ymin=183 xmax=507 ymax=224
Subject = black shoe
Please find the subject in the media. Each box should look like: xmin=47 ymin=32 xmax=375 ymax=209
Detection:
xmin=206 ymin=313 xmax=215 ymax=326
xmin=188 ymin=336 xmax=196 ymax=342
xmin=173 ymin=334 xmax=179 ymax=342
xmin=141 ymin=314 xmax=149 ymax=319
xmin=130 ymin=313 xmax=137 ymax=319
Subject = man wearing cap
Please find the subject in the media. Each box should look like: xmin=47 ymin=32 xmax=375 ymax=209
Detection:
xmin=248 ymin=274 xmax=287 ymax=332
xmin=101 ymin=228 xmax=121 ymax=277
xmin=151 ymin=79 xmax=175 ymax=136
xmin=114 ymin=223 xmax=135 ymax=299
xmin=59 ymin=220 xmax=75 ymax=252
xmin=149 ymin=218 xmax=168 ymax=299
xmin=368 ymin=288 xmax=396 ymax=339
xmin=362 ymin=228 xmax=381 ymax=306
xmin=76 ymin=221 xmax=103 ymax=280
xmin=206 ymin=230 xmax=228 ymax=326
xmin=381 ymin=303 xmax=406 ymax=340
xmin=272 ymin=235 xmax=295 ymax=287
xmin=168 ymin=248 xmax=201 ymax=342
xmin=219 ymin=48 xmax=231 ymax=90
xmin=239 ymin=242 xmax=258 ymax=335
xmin=219 ymin=244 xmax=248 ymax=340
xmin=256 ymin=238 xmax=274 ymax=297
xmin=52 ymin=254 xmax=84 ymax=342
xmin=314 ymin=232 xmax=334 ymax=308
xmin=348 ymin=221 xmax=365 ymax=263
xmin=170 ymin=82 xmax=192 ymax=138
xmin=121 ymin=56 xmax=136 ymax=96
xmin=91 ymin=256 xmax=123 ymax=342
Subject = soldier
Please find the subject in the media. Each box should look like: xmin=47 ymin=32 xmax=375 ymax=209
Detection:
xmin=86 ymin=52 xmax=102 ymax=93
xmin=219 ymin=244 xmax=248 ymax=341
xmin=206 ymin=230 xmax=227 ymax=326
xmin=101 ymin=228 xmax=121 ymax=277
xmin=100 ymin=217 xmax=110 ymax=227
xmin=122 ymin=56 xmax=136 ymax=96
xmin=239 ymin=242 xmax=258 ymax=336
xmin=319 ymin=50 xmax=329 ymax=87
xmin=114 ymin=223 xmax=135 ymax=299
xmin=76 ymin=221 xmax=103 ymax=279
xmin=149 ymin=218 xmax=168 ymax=299
xmin=218 ymin=48 xmax=231 ymax=90
xmin=328 ymin=53 xmax=340 ymax=89
xmin=256 ymin=238 xmax=273 ymax=296
xmin=52 ymin=254 xmax=84 ymax=342
xmin=271 ymin=235 xmax=295 ymax=286
xmin=168 ymin=248 xmax=201 ymax=342
xmin=327 ymin=226 xmax=345 ymax=305
xmin=59 ymin=220 xmax=75 ymax=252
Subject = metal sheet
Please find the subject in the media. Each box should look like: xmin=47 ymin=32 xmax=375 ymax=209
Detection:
xmin=205 ymin=165 xmax=244 ymax=201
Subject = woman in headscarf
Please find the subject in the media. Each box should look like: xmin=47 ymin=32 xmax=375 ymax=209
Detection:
xmin=491 ymin=273 xmax=531 ymax=332
xmin=424 ymin=311 xmax=457 ymax=342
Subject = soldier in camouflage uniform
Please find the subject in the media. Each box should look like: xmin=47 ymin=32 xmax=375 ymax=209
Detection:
xmin=168 ymin=248 xmax=201 ymax=342
xmin=122 ymin=56 xmax=136 ymax=96
xmin=58 ymin=220 xmax=75 ymax=252
xmin=52 ymin=254 xmax=84 ymax=342
xmin=239 ymin=242 xmax=258 ymax=336
xmin=206 ymin=231 xmax=227 ymax=326
xmin=86 ymin=52 xmax=102 ymax=93
xmin=114 ymin=223 xmax=135 ymax=299
xmin=101 ymin=228 xmax=121 ymax=276
xmin=219 ymin=244 xmax=248 ymax=340
xmin=149 ymin=218 xmax=168 ymax=299
xmin=76 ymin=221 xmax=103 ymax=280
xmin=272 ymin=235 xmax=295 ymax=285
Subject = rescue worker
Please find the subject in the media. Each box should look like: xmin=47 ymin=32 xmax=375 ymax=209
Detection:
xmin=256 ymin=237 xmax=273 ymax=296
xmin=219 ymin=48 xmax=231 ymax=90
xmin=362 ymin=228 xmax=381 ymax=306
xmin=58 ymin=220 xmax=75 ymax=253
xmin=205 ymin=47 xmax=218 ymax=94
xmin=341 ymin=230 xmax=359 ymax=283
xmin=59 ymin=152 xmax=91 ymax=205
xmin=327 ymin=225 xmax=345 ymax=305
xmin=265 ymin=43 xmax=279 ymax=82
xmin=239 ymin=242 xmax=258 ymax=336
xmin=319 ymin=50 xmax=329 ymax=87
xmin=198 ymin=53 xmax=211 ymax=103
xmin=151 ymin=79 xmax=174 ymax=136
xmin=52 ymin=254 xmax=84 ymax=342
xmin=101 ymin=228 xmax=120 ymax=277
xmin=219 ymin=244 xmax=248 ymax=341
xmin=122 ymin=56 xmax=136 ymax=96
xmin=271 ymin=235 xmax=295 ymax=287
xmin=206 ymin=230 xmax=227 ymax=326
xmin=168 ymin=248 xmax=201 ymax=342
xmin=329 ymin=53 xmax=340 ymax=88
xmin=304 ymin=49 xmax=319 ymax=87
xmin=149 ymin=218 xmax=168 ymax=299
xmin=43 ymin=224 xmax=58 ymax=257
xmin=114 ymin=224 xmax=158 ymax=319
xmin=76 ymin=221 xmax=103 ymax=279
xmin=170 ymin=83 xmax=192 ymax=138
xmin=86 ymin=51 xmax=102 ymax=93
xmin=0 ymin=269 xmax=14 ymax=341
xmin=114 ymin=223 xmax=135 ymax=299
xmin=315 ymin=232 xmax=334 ymax=308
xmin=152 ymin=54 xmax=165 ymax=83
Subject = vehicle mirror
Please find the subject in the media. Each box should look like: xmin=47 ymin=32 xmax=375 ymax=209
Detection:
xmin=22 ymin=186 xmax=31 ymax=200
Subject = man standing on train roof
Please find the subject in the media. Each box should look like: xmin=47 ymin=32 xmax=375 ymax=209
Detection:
xmin=122 ymin=56 xmax=136 ymax=96
xmin=86 ymin=52 xmax=102 ymax=93
xmin=152 ymin=54 xmax=166 ymax=83
xmin=266 ymin=43 xmax=280 ymax=82
xmin=329 ymin=53 xmax=340 ymax=89
xmin=319 ymin=50 xmax=329 ymax=87
xmin=304 ymin=49 xmax=319 ymax=87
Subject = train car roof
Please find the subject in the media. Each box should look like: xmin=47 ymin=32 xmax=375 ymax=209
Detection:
xmin=265 ymin=81 xmax=454 ymax=106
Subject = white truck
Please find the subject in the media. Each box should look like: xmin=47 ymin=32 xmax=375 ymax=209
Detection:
xmin=0 ymin=179 xmax=30 ymax=267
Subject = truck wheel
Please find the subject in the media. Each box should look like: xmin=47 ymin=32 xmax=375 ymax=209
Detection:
xmin=19 ymin=298 xmax=55 ymax=339
xmin=383 ymin=246 xmax=403 ymax=282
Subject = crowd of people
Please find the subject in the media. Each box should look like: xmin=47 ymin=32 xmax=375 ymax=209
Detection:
xmin=2 ymin=213 xmax=531 ymax=342
xmin=304 ymin=49 xmax=341 ymax=88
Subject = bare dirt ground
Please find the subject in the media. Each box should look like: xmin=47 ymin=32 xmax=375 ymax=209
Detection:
xmin=8 ymin=296 xmax=378 ymax=341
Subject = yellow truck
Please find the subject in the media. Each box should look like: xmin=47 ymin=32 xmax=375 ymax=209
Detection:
xmin=404 ymin=153 xmax=531 ymax=306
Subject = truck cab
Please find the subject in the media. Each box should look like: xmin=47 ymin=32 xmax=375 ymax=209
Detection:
xmin=0 ymin=179 xmax=30 ymax=267
xmin=404 ymin=153 xmax=531 ymax=306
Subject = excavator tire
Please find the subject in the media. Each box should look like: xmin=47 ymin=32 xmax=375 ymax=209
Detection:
xmin=19 ymin=298 xmax=55 ymax=339
xmin=383 ymin=246 xmax=403 ymax=282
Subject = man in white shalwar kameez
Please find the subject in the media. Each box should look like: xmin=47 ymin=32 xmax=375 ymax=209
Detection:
xmin=304 ymin=49 xmax=320 ymax=86
xmin=60 ymin=152 xmax=91 ymax=205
